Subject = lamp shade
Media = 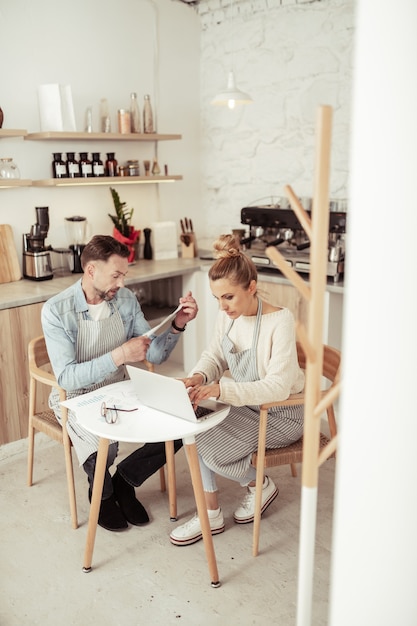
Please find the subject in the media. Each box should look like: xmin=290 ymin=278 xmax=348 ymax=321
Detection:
xmin=211 ymin=70 xmax=253 ymax=109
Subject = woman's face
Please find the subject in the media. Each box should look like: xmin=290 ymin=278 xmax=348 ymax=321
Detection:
xmin=210 ymin=278 xmax=257 ymax=318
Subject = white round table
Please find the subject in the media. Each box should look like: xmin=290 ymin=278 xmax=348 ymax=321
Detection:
xmin=66 ymin=380 xmax=229 ymax=587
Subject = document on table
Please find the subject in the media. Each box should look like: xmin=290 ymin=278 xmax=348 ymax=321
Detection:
xmin=143 ymin=303 xmax=183 ymax=337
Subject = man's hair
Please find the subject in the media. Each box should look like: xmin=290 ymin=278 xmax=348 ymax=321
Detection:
xmin=80 ymin=235 xmax=130 ymax=269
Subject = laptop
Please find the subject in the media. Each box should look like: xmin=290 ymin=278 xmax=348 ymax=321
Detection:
xmin=126 ymin=364 xmax=230 ymax=423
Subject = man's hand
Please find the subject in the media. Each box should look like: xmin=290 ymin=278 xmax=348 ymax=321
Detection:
xmin=173 ymin=291 xmax=198 ymax=330
xmin=112 ymin=336 xmax=151 ymax=366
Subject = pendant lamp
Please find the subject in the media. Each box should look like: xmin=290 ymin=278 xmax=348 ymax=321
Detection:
xmin=211 ymin=70 xmax=253 ymax=109
xmin=211 ymin=0 xmax=253 ymax=109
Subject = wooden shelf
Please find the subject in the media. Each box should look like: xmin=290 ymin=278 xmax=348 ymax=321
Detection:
xmin=25 ymin=131 xmax=181 ymax=142
xmin=31 ymin=175 xmax=183 ymax=187
xmin=0 ymin=179 xmax=32 ymax=188
xmin=0 ymin=129 xmax=27 ymax=138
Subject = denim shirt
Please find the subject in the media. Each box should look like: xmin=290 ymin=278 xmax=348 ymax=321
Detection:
xmin=41 ymin=279 xmax=181 ymax=392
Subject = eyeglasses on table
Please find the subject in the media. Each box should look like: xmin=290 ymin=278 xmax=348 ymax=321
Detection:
xmin=100 ymin=402 xmax=138 ymax=424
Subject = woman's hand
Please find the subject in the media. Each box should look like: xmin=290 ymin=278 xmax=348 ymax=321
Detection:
xmin=187 ymin=382 xmax=221 ymax=405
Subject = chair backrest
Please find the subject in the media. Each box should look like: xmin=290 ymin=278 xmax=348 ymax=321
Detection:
xmin=296 ymin=341 xmax=341 ymax=387
xmin=28 ymin=335 xmax=58 ymax=388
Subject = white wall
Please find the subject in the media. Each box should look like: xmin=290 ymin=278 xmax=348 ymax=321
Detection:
xmin=328 ymin=0 xmax=417 ymax=623
xmin=0 ymin=0 xmax=200 ymax=256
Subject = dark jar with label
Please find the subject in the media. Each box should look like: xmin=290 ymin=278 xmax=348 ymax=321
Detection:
xmin=105 ymin=152 xmax=118 ymax=176
xmin=79 ymin=152 xmax=93 ymax=178
xmin=66 ymin=152 xmax=80 ymax=178
xmin=52 ymin=152 xmax=67 ymax=178
xmin=92 ymin=152 xmax=105 ymax=177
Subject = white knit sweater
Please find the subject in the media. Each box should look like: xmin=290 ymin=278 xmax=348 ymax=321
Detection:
xmin=191 ymin=306 xmax=305 ymax=407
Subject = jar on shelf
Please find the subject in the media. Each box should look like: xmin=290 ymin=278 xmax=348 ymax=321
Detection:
xmin=0 ymin=157 xmax=20 ymax=179
xmin=130 ymin=92 xmax=141 ymax=133
xmin=118 ymin=165 xmax=129 ymax=177
xmin=92 ymin=152 xmax=105 ymax=177
xmin=105 ymin=153 xmax=118 ymax=177
xmin=52 ymin=153 xmax=67 ymax=179
xmin=127 ymin=159 xmax=140 ymax=176
xmin=118 ymin=109 xmax=131 ymax=134
xmin=79 ymin=152 xmax=93 ymax=178
xmin=143 ymin=94 xmax=154 ymax=133
xmin=66 ymin=152 xmax=80 ymax=178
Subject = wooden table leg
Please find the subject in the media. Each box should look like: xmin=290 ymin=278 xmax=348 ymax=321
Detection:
xmin=165 ymin=440 xmax=177 ymax=521
xmin=82 ymin=437 xmax=109 ymax=573
xmin=184 ymin=439 xmax=220 ymax=588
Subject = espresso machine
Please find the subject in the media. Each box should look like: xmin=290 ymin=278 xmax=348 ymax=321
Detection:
xmin=239 ymin=203 xmax=347 ymax=282
xmin=22 ymin=207 xmax=53 ymax=281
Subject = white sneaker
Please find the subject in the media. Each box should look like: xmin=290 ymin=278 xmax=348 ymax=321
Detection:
xmin=170 ymin=509 xmax=225 ymax=546
xmin=233 ymin=476 xmax=279 ymax=524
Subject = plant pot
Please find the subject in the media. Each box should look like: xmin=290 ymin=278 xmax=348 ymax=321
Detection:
xmin=113 ymin=226 xmax=140 ymax=263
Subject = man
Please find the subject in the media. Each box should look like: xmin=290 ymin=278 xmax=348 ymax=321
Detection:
xmin=42 ymin=235 xmax=198 ymax=532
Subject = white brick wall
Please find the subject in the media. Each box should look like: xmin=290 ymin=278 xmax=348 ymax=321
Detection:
xmin=195 ymin=0 xmax=354 ymax=243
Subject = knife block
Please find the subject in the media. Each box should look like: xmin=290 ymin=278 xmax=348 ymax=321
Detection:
xmin=181 ymin=240 xmax=195 ymax=258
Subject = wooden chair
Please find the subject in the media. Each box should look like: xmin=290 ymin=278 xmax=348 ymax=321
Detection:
xmin=251 ymin=342 xmax=341 ymax=556
xmin=27 ymin=337 xmax=177 ymax=529
xmin=27 ymin=335 xmax=78 ymax=529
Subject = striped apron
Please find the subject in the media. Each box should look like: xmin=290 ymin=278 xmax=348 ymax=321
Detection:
xmin=49 ymin=302 xmax=127 ymax=465
xmin=195 ymin=298 xmax=304 ymax=480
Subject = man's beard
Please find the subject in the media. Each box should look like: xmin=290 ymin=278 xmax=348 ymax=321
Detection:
xmin=95 ymin=287 xmax=117 ymax=301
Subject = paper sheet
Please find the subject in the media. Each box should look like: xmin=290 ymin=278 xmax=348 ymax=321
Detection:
xmin=143 ymin=303 xmax=183 ymax=337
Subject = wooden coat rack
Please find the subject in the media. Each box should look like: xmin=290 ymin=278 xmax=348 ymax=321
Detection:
xmin=265 ymin=105 xmax=341 ymax=626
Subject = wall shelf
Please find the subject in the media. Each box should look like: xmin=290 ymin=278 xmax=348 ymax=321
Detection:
xmin=0 ymin=179 xmax=32 ymax=188
xmin=25 ymin=131 xmax=181 ymax=142
xmin=0 ymin=129 xmax=27 ymax=138
xmin=31 ymin=175 xmax=182 ymax=187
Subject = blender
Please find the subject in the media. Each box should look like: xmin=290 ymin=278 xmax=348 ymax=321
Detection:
xmin=65 ymin=216 xmax=87 ymax=273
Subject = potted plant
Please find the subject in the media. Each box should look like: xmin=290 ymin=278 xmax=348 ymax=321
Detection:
xmin=108 ymin=187 xmax=140 ymax=262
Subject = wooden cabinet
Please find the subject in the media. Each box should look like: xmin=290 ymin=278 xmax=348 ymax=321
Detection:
xmin=0 ymin=302 xmax=49 ymax=445
xmin=258 ymin=280 xmax=309 ymax=327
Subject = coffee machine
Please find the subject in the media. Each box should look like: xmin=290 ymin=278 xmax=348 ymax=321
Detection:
xmin=22 ymin=207 xmax=53 ymax=281
xmin=239 ymin=203 xmax=347 ymax=282
xmin=65 ymin=216 xmax=87 ymax=273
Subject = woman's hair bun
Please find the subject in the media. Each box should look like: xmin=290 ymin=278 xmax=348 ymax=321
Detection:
xmin=212 ymin=234 xmax=241 ymax=259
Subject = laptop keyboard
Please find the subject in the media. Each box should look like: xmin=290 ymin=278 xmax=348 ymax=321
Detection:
xmin=194 ymin=405 xmax=214 ymax=419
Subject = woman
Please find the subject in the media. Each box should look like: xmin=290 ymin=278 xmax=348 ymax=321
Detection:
xmin=170 ymin=234 xmax=305 ymax=546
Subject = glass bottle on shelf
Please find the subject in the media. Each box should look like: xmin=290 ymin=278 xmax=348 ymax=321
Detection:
xmin=66 ymin=152 xmax=80 ymax=178
xmin=130 ymin=92 xmax=141 ymax=133
xmin=52 ymin=152 xmax=67 ymax=178
xmin=152 ymin=160 xmax=161 ymax=175
xmin=105 ymin=153 xmax=118 ymax=177
xmin=92 ymin=152 xmax=105 ymax=177
xmin=85 ymin=106 xmax=93 ymax=133
xmin=100 ymin=98 xmax=111 ymax=133
xmin=79 ymin=152 xmax=93 ymax=178
xmin=143 ymin=94 xmax=154 ymax=133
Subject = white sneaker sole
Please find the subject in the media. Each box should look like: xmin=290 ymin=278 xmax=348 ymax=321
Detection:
xmin=170 ymin=524 xmax=225 ymax=546
xmin=233 ymin=487 xmax=279 ymax=524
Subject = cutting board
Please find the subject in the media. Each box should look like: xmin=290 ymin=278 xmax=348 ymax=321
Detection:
xmin=0 ymin=224 xmax=22 ymax=283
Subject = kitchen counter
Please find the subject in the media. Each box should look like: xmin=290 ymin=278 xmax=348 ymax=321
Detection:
xmin=0 ymin=257 xmax=204 ymax=310
xmin=0 ymin=257 xmax=344 ymax=310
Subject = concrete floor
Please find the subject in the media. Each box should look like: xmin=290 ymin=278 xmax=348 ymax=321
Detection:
xmin=0 ymin=362 xmax=335 ymax=626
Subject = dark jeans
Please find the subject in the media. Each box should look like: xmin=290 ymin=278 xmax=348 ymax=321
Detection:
xmin=83 ymin=440 xmax=183 ymax=500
